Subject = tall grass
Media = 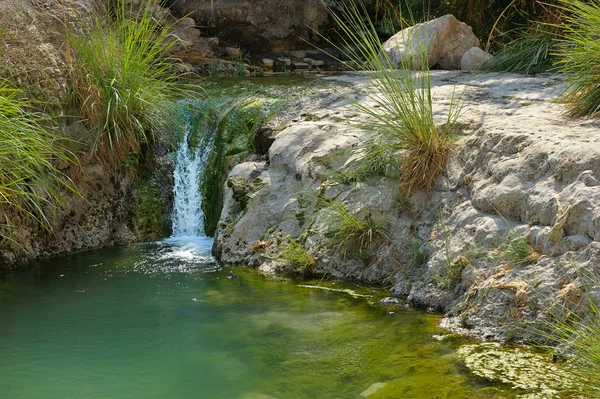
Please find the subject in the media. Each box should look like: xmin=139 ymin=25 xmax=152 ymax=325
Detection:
xmin=490 ymin=29 xmax=554 ymax=74
xmin=554 ymin=0 xmax=600 ymax=118
xmin=317 ymin=0 xmax=461 ymax=194
xmin=70 ymin=0 xmax=190 ymax=169
xmin=0 ymin=81 xmax=76 ymax=237
xmin=278 ymin=236 xmax=316 ymax=276
xmin=540 ymin=283 xmax=600 ymax=397
xmin=324 ymin=199 xmax=390 ymax=261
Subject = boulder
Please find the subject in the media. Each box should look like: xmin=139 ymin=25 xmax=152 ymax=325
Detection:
xmin=381 ymin=14 xmax=480 ymax=70
xmin=460 ymin=47 xmax=493 ymax=71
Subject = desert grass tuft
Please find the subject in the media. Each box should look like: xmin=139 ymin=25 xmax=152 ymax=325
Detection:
xmin=501 ymin=229 xmax=540 ymax=266
xmin=324 ymin=199 xmax=390 ymax=261
xmin=278 ymin=236 xmax=316 ymax=275
xmin=554 ymin=0 xmax=600 ymax=118
xmin=70 ymin=0 xmax=192 ymax=169
xmin=0 ymin=81 xmax=77 ymax=237
xmin=489 ymin=28 xmax=554 ymax=75
xmin=317 ymin=0 xmax=461 ymax=194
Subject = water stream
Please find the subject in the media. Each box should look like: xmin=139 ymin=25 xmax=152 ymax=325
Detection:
xmin=0 ymin=92 xmax=550 ymax=398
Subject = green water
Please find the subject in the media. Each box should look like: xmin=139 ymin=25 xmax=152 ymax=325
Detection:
xmin=0 ymin=239 xmax=522 ymax=398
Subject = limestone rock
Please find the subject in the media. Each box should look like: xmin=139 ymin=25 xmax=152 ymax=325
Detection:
xmin=460 ymin=47 xmax=493 ymax=71
xmin=381 ymin=14 xmax=480 ymax=69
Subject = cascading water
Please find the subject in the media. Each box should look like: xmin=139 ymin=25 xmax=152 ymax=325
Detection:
xmin=171 ymin=113 xmax=216 ymax=239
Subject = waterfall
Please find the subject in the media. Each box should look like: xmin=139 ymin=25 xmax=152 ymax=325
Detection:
xmin=171 ymin=121 xmax=216 ymax=238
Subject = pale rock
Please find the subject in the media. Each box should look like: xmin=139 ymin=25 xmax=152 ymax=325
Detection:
xmin=262 ymin=58 xmax=274 ymax=67
xmin=460 ymin=47 xmax=493 ymax=71
xmin=381 ymin=14 xmax=480 ymax=69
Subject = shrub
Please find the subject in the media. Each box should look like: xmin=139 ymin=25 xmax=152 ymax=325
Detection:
xmin=554 ymin=0 xmax=600 ymax=118
xmin=0 ymin=81 xmax=76 ymax=237
xmin=70 ymin=0 xmax=190 ymax=169
xmin=318 ymin=0 xmax=461 ymax=194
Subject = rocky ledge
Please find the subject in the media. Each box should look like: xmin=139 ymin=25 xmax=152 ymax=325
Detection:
xmin=213 ymin=71 xmax=600 ymax=342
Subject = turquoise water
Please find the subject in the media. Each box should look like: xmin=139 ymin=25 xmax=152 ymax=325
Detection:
xmin=0 ymin=239 xmax=524 ymax=398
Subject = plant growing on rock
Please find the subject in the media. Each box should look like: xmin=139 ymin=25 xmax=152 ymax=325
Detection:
xmin=277 ymin=236 xmax=316 ymax=275
xmin=324 ymin=199 xmax=390 ymax=262
xmin=70 ymin=0 xmax=190 ymax=169
xmin=0 ymin=80 xmax=77 ymax=239
xmin=554 ymin=0 xmax=600 ymax=118
xmin=501 ymin=229 xmax=540 ymax=266
xmin=316 ymin=0 xmax=462 ymax=194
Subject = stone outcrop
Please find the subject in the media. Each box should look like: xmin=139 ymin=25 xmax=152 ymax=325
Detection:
xmin=167 ymin=0 xmax=328 ymax=53
xmin=214 ymin=71 xmax=600 ymax=341
xmin=382 ymin=14 xmax=480 ymax=69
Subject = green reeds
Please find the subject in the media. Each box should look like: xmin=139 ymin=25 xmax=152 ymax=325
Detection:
xmin=554 ymin=0 xmax=600 ymax=118
xmin=0 ymin=81 xmax=76 ymax=236
xmin=70 ymin=0 xmax=191 ymax=169
xmin=317 ymin=0 xmax=461 ymax=194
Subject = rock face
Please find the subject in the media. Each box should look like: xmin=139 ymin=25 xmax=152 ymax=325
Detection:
xmin=382 ymin=15 xmax=480 ymax=69
xmin=214 ymin=71 xmax=600 ymax=341
xmin=167 ymin=0 xmax=328 ymax=52
xmin=460 ymin=47 xmax=493 ymax=71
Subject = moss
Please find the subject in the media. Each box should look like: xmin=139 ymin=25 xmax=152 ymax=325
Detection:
xmin=133 ymin=176 xmax=168 ymax=240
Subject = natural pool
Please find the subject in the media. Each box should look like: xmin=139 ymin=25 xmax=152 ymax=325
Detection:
xmin=0 ymin=237 xmax=549 ymax=398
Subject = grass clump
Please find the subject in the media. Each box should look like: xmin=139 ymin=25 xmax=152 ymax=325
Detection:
xmin=324 ymin=199 xmax=390 ymax=262
xmin=318 ymin=0 xmax=461 ymax=194
xmin=489 ymin=28 xmax=554 ymax=74
xmin=278 ymin=236 xmax=316 ymax=275
xmin=501 ymin=229 xmax=540 ymax=266
xmin=70 ymin=0 xmax=190 ymax=169
xmin=554 ymin=0 xmax=600 ymax=118
xmin=0 ymin=81 xmax=76 ymax=237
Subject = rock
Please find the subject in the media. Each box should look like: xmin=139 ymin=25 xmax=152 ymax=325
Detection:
xmin=380 ymin=297 xmax=401 ymax=306
xmin=276 ymin=57 xmax=292 ymax=66
xmin=304 ymin=58 xmax=325 ymax=67
xmin=169 ymin=0 xmax=327 ymax=53
xmin=225 ymin=47 xmax=241 ymax=58
xmin=262 ymin=58 xmax=274 ymax=67
xmin=460 ymin=47 xmax=493 ymax=71
xmin=253 ymin=127 xmax=275 ymax=155
xmin=381 ymin=14 xmax=480 ymax=70
xmin=360 ymin=382 xmax=387 ymax=397
xmin=293 ymin=62 xmax=309 ymax=68
xmin=207 ymin=37 xmax=220 ymax=48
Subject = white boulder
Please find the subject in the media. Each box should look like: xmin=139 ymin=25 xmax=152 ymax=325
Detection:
xmin=381 ymin=14 xmax=480 ymax=70
xmin=460 ymin=47 xmax=493 ymax=71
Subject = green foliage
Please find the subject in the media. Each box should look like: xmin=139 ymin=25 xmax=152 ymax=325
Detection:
xmin=318 ymin=0 xmax=461 ymax=194
xmin=501 ymin=229 xmax=539 ymax=266
xmin=324 ymin=199 xmax=390 ymax=262
xmin=278 ymin=236 xmax=316 ymax=275
xmin=198 ymin=97 xmax=279 ymax=236
xmin=0 ymin=81 xmax=77 ymax=237
xmin=554 ymin=0 xmax=600 ymax=118
xmin=70 ymin=0 xmax=190 ymax=169
xmin=490 ymin=28 xmax=554 ymax=74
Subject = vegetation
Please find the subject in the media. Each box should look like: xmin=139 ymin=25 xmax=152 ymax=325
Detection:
xmin=489 ymin=28 xmax=554 ymax=74
xmin=133 ymin=177 xmax=167 ymax=240
xmin=278 ymin=236 xmax=316 ymax=275
xmin=0 ymin=81 xmax=76 ymax=238
xmin=324 ymin=199 xmax=390 ymax=262
xmin=539 ymin=284 xmax=600 ymax=398
xmin=501 ymin=229 xmax=539 ymax=266
xmin=70 ymin=0 xmax=190 ymax=169
xmin=554 ymin=0 xmax=600 ymax=118
xmin=319 ymin=0 xmax=461 ymax=194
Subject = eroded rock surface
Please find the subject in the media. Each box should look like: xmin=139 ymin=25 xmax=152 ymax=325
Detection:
xmin=214 ymin=71 xmax=600 ymax=341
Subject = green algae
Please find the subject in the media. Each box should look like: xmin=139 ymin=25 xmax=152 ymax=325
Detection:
xmin=0 ymin=243 xmax=574 ymax=398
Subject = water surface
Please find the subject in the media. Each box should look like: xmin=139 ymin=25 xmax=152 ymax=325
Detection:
xmin=0 ymin=239 xmax=522 ymax=398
